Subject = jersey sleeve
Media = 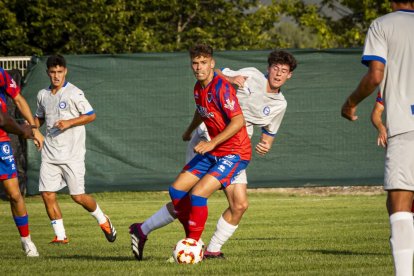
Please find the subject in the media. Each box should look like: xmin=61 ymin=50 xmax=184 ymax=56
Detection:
xmin=361 ymin=20 xmax=387 ymax=66
xmin=262 ymin=104 xmax=287 ymax=136
xmin=216 ymin=79 xmax=242 ymax=119
xmin=35 ymin=91 xmax=45 ymax=119
xmin=0 ymin=69 xmax=21 ymax=99
xmin=72 ymin=90 xmax=94 ymax=115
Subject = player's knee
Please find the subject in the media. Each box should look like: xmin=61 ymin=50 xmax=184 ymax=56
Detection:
xmin=7 ymin=190 xmax=22 ymax=203
xmin=71 ymin=194 xmax=84 ymax=204
xmin=232 ymin=201 xmax=249 ymax=214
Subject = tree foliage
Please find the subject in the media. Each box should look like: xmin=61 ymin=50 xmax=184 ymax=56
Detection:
xmin=0 ymin=0 xmax=393 ymax=56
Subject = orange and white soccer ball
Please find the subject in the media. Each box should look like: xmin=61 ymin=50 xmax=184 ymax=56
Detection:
xmin=172 ymin=238 xmax=204 ymax=264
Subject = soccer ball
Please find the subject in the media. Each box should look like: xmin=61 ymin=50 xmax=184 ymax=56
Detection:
xmin=172 ymin=238 xmax=204 ymax=264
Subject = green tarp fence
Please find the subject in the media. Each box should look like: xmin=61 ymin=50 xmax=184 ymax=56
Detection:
xmin=22 ymin=49 xmax=384 ymax=195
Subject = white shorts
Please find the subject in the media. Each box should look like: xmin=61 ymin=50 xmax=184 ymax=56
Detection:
xmin=185 ymin=123 xmax=252 ymax=185
xmin=384 ymin=131 xmax=414 ymax=191
xmin=39 ymin=162 xmax=86 ymax=195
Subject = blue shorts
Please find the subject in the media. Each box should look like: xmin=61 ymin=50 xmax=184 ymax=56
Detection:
xmin=183 ymin=153 xmax=249 ymax=188
xmin=0 ymin=141 xmax=17 ymax=180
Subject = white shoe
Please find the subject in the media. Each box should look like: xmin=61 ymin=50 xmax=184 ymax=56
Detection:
xmin=21 ymin=239 xmax=39 ymax=257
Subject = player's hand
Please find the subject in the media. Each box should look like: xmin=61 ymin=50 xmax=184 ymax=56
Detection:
xmin=32 ymin=128 xmax=44 ymax=151
xmin=377 ymin=128 xmax=388 ymax=148
xmin=255 ymin=140 xmax=271 ymax=156
xmin=182 ymin=130 xmax=192 ymax=141
xmin=193 ymin=140 xmax=216 ymax=155
xmin=229 ymin=76 xmax=247 ymax=88
xmin=341 ymin=97 xmax=358 ymax=121
xmin=54 ymin=120 xmax=71 ymax=131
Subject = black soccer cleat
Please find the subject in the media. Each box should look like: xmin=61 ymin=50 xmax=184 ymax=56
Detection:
xmin=203 ymin=250 xmax=225 ymax=259
xmin=129 ymin=223 xmax=148 ymax=261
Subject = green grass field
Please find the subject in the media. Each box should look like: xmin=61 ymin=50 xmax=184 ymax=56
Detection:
xmin=0 ymin=190 xmax=393 ymax=275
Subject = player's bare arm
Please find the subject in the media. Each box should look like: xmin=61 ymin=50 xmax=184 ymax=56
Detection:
xmin=194 ymin=114 xmax=245 ymax=155
xmin=256 ymin=133 xmax=275 ymax=156
xmin=371 ymin=101 xmax=387 ymax=147
xmin=0 ymin=110 xmax=36 ymax=140
xmin=214 ymin=69 xmax=247 ymax=88
xmin=182 ymin=110 xmax=203 ymax=141
xmin=54 ymin=113 xmax=96 ymax=131
xmin=341 ymin=61 xmax=384 ymax=121
xmin=13 ymin=93 xmax=44 ymax=150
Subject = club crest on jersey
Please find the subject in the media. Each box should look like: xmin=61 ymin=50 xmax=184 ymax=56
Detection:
xmin=263 ymin=106 xmax=270 ymax=116
xmin=59 ymin=101 xmax=67 ymax=109
xmin=207 ymin=91 xmax=213 ymax=103
xmin=224 ymin=99 xmax=235 ymax=111
xmin=2 ymin=144 xmax=10 ymax=155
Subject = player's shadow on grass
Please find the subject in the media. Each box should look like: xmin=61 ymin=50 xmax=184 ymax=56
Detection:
xmin=48 ymin=255 xmax=133 ymax=261
xmin=306 ymin=249 xmax=388 ymax=256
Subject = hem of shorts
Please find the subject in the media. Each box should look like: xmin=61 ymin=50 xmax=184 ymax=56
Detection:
xmin=384 ymin=185 xmax=414 ymax=192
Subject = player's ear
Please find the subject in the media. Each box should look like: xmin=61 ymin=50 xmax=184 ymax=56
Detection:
xmin=286 ymin=71 xmax=293 ymax=79
xmin=211 ymin=58 xmax=215 ymax=69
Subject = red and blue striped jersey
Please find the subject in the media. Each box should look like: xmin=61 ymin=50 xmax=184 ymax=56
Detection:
xmin=193 ymin=73 xmax=251 ymax=161
xmin=0 ymin=68 xmax=21 ymax=142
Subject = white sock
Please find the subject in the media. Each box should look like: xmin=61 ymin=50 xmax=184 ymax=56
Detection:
xmin=207 ymin=215 xmax=238 ymax=253
xmin=90 ymin=204 xmax=107 ymax=225
xmin=51 ymin=219 xmax=66 ymax=240
xmin=141 ymin=204 xmax=175 ymax=236
xmin=390 ymin=212 xmax=414 ymax=276
xmin=21 ymin=235 xmax=32 ymax=243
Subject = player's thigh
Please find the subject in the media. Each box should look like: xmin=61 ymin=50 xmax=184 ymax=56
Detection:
xmin=384 ymin=131 xmax=414 ymax=191
xmin=39 ymin=162 xmax=65 ymax=192
xmin=224 ymin=183 xmax=248 ymax=208
xmin=171 ymin=171 xmax=200 ymax=192
xmin=191 ymin=174 xmax=222 ymax=198
xmin=387 ymin=190 xmax=414 ymax=214
xmin=3 ymin=177 xmax=21 ymax=198
xmin=61 ymin=163 xmax=85 ymax=195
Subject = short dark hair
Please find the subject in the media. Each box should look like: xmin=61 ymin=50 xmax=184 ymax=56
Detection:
xmin=189 ymin=44 xmax=213 ymax=59
xmin=46 ymin=55 xmax=66 ymax=69
xmin=268 ymin=50 xmax=297 ymax=72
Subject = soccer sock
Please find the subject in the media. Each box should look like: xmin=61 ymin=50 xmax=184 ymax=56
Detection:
xmin=13 ymin=214 xmax=29 ymax=238
xmin=207 ymin=215 xmax=238 ymax=253
xmin=390 ymin=212 xmax=414 ymax=276
xmin=51 ymin=219 xmax=66 ymax=240
xmin=187 ymin=194 xmax=208 ymax=241
xmin=141 ymin=204 xmax=175 ymax=236
xmin=90 ymin=204 xmax=107 ymax=225
xmin=169 ymin=186 xmax=191 ymax=235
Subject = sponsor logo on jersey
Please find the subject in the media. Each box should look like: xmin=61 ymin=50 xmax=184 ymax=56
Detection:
xmin=59 ymin=101 xmax=67 ymax=109
xmin=224 ymin=99 xmax=235 ymax=111
xmin=263 ymin=106 xmax=270 ymax=116
xmin=196 ymin=105 xmax=214 ymax=118
xmin=10 ymin=79 xmax=17 ymax=89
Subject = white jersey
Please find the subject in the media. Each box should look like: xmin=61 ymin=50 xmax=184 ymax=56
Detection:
xmin=362 ymin=10 xmax=414 ymax=137
xmin=35 ymin=82 xmax=94 ymax=163
xmin=222 ymin=67 xmax=287 ymax=136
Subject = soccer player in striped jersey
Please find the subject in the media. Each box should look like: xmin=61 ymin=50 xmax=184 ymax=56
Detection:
xmin=130 ymin=44 xmax=252 ymax=260
xmin=34 ymin=55 xmax=116 ymax=244
xmin=130 ymin=50 xmax=296 ymax=260
xmin=0 ymin=67 xmax=44 ymax=257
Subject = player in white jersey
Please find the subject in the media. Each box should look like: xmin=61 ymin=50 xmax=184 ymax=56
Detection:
xmin=34 ymin=55 xmax=117 ymax=244
xmin=129 ymin=50 xmax=297 ymax=260
xmin=341 ymin=1 xmax=414 ymax=275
